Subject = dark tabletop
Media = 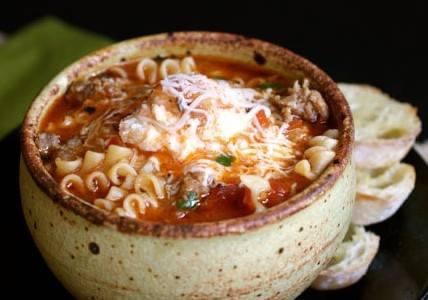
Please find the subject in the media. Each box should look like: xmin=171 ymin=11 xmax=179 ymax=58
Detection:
xmin=1 ymin=2 xmax=427 ymax=299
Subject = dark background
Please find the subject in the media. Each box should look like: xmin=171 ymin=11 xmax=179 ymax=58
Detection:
xmin=0 ymin=2 xmax=427 ymax=137
xmin=1 ymin=2 xmax=427 ymax=299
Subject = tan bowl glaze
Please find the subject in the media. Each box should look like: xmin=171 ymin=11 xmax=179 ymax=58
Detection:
xmin=20 ymin=32 xmax=355 ymax=300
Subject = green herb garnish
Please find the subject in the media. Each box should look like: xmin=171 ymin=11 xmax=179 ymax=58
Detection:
xmin=176 ymin=191 xmax=200 ymax=210
xmin=215 ymin=154 xmax=235 ymax=166
xmin=258 ymin=82 xmax=283 ymax=90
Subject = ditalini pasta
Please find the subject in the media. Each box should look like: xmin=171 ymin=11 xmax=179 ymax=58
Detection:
xmin=37 ymin=55 xmax=338 ymax=223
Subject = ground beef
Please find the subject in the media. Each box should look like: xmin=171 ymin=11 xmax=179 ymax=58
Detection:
xmin=271 ymin=79 xmax=329 ymax=123
xmin=37 ymin=133 xmax=60 ymax=159
xmin=65 ymin=71 xmax=153 ymax=106
xmin=179 ymin=172 xmax=213 ymax=198
xmin=64 ymin=74 xmax=127 ymax=105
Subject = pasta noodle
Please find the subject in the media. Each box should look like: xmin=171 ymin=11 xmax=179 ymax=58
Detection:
xmin=136 ymin=58 xmax=158 ymax=84
xmin=121 ymin=174 xmax=136 ymax=190
xmin=180 ymin=56 xmax=196 ymax=73
xmin=116 ymin=193 xmax=158 ymax=218
xmin=81 ymin=151 xmax=105 ymax=174
xmin=308 ymin=136 xmax=338 ymax=150
xmin=60 ymin=174 xmax=85 ymax=195
xmin=104 ymin=145 xmax=133 ymax=170
xmin=294 ymin=129 xmax=339 ymax=180
xmin=107 ymin=162 xmax=138 ymax=185
xmin=134 ymin=172 xmax=165 ymax=200
xmin=85 ymin=171 xmax=110 ymax=192
xmin=159 ymin=59 xmax=180 ymax=79
xmin=105 ymin=186 xmax=128 ymax=201
xmin=55 ymin=157 xmax=82 ymax=177
xmin=141 ymin=156 xmax=161 ymax=173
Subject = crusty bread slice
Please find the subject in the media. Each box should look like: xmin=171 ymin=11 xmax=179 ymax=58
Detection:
xmin=311 ymin=224 xmax=380 ymax=290
xmin=352 ymin=163 xmax=416 ymax=225
xmin=338 ymin=83 xmax=421 ymax=169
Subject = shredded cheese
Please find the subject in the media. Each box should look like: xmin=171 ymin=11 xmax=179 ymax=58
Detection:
xmin=119 ymin=73 xmax=298 ymax=184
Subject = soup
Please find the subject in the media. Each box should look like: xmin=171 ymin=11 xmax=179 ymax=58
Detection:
xmin=37 ymin=55 xmax=338 ymax=223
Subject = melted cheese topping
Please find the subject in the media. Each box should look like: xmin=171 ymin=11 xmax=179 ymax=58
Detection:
xmin=119 ymin=73 xmax=295 ymax=184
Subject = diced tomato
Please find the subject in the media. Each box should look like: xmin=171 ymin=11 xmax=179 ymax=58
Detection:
xmin=265 ymin=178 xmax=293 ymax=208
xmin=288 ymin=119 xmax=304 ymax=130
xmin=256 ymin=110 xmax=269 ymax=128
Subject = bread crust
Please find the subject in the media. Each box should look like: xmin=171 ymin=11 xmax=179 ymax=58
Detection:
xmin=311 ymin=225 xmax=380 ymax=290
xmin=352 ymin=163 xmax=416 ymax=225
xmin=339 ymin=83 xmax=421 ymax=169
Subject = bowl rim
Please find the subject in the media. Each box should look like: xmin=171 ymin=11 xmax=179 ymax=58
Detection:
xmin=21 ymin=31 xmax=354 ymax=238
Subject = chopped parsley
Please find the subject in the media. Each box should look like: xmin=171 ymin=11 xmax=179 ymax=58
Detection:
xmin=258 ymin=82 xmax=283 ymax=90
xmin=176 ymin=191 xmax=200 ymax=210
xmin=215 ymin=154 xmax=235 ymax=166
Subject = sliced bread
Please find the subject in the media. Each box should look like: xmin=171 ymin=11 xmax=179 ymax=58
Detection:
xmin=311 ymin=224 xmax=380 ymax=290
xmin=352 ymin=163 xmax=416 ymax=225
xmin=338 ymin=83 xmax=421 ymax=169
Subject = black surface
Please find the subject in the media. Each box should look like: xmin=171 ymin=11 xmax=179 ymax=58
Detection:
xmin=1 ymin=3 xmax=427 ymax=299
xmin=1 ymin=2 xmax=427 ymax=139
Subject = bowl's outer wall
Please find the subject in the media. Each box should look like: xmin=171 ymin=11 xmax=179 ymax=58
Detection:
xmin=21 ymin=159 xmax=355 ymax=300
xmin=20 ymin=33 xmax=356 ymax=299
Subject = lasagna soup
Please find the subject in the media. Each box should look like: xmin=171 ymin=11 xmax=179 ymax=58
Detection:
xmin=37 ymin=56 xmax=339 ymax=223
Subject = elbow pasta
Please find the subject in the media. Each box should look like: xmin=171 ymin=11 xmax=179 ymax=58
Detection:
xmin=136 ymin=58 xmax=158 ymax=84
xmin=85 ymin=171 xmax=110 ymax=192
xmin=121 ymin=174 xmax=136 ymax=190
xmin=61 ymin=174 xmax=85 ymax=195
xmin=55 ymin=157 xmax=82 ymax=177
xmin=180 ymin=56 xmax=196 ymax=74
xmin=294 ymin=129 xmax=339 ymax=180
xmin=134 ymin=172 xmax=166 ymax=200
xmin=81 ymin=151 xmax=105 ymax=174
xmin=159 ymin=59 xmax=181 ymax=79
xmin=105 ymin=186 xmax=128 ymax=201
xmin=104 ymin=144 xmax=133 ymax=169
xmin=57 ymin=143 xmax=166 ymax=217
xmin=107 ymin=161 xmax=138 ymax=185
xmin=141 ymin=156 xmax=161 ymax=173
xmin=136 ymin=56 xmax=196 ymax=83
xmin=116 ymin=193 xmax=158 ymax=218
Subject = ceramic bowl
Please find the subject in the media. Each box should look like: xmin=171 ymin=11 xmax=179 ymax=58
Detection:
xmin=20 ymin=32 xmax=355 ymax=300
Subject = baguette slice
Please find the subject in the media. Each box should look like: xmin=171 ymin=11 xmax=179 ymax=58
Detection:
xmin=311 ymin=224 xmax=380 ymax=290
xmin=352 ymin=163 xmax=416 ymax=225
xmin=338 ymin=83 xmax=421 ymax=169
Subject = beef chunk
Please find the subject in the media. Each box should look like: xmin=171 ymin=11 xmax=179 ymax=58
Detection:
xmin=37 ymin=133 xmax=60 ymax=159
xmin=271 ymin=79 xmax=329 ymax=123
xmin=64 ymin=74 xmax=127 ymax=105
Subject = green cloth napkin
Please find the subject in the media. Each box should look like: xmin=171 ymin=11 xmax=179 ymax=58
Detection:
xmin=0 ymin=17 xmax=112 ymax=139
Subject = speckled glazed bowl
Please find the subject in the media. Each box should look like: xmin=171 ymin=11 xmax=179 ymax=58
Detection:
xmin=20 ymin=32 xmax=355 ymax=300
